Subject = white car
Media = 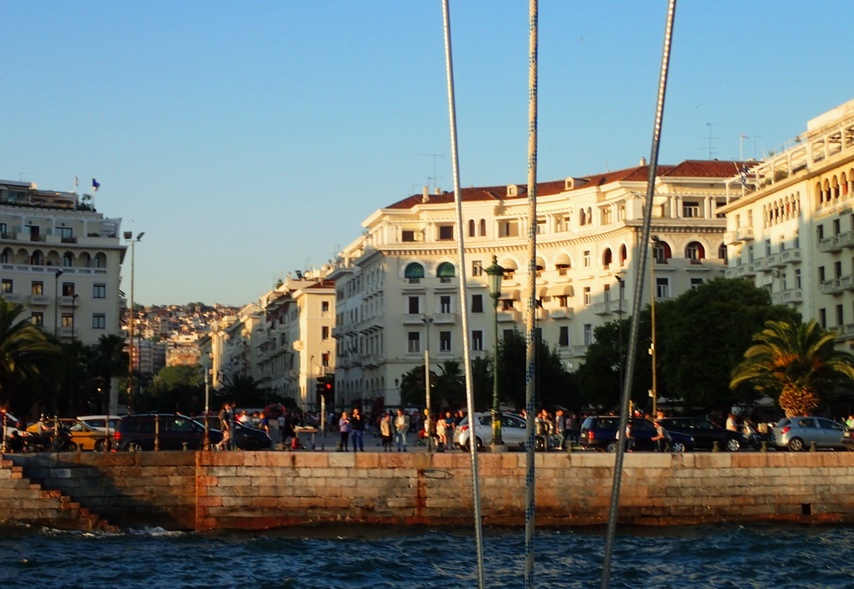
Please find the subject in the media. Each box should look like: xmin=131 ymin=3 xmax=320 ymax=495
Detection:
xmin=77 ymin=415 xmax=123 ymax=433
xmin=457 ymin=412 xmax=528 ymax=451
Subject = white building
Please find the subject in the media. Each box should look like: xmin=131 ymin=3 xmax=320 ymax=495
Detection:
xmin=721 ymin=99 xmax=854 ymax=341
xmin=331 ymin=159 xmax=743 ymax=408
xmin=0 ymin=180 xmax=126 ymax=345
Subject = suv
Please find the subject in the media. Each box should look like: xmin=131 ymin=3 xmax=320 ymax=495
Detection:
xmin=115 ymin=413 xmax=223 ymax=451
xmin=659 ymin=417 xmax=747 ymax=452
xmin=579 ymin=415 xmax=694 ymax=452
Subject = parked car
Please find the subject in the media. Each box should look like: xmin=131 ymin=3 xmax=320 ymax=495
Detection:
xmin=772 ymin=416 xmax=849 ymax=451
xmin=27 ymin=418 xmax=111 ymax=451
xmin=193 ymin=416 xmax=273 ymax=450
xmin=115 ymin=413 xmax=223 ymax=451
xmin=658 ymin=417 xmax=747 ymax=451
xmin=579 ymin=416 xmax=694 ymax=452
xmin=77 ymin=415 xmax=122 ymax=433
xmin=457 ymin=412 xmax=527 ymax=451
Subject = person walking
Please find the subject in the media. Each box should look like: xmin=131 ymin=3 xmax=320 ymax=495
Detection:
xmin=216 ymin=401 xmax=234 ymax=451
xmin=394 ymin=408 xmax=409 ymax=452
xmin=338 ymin=411 xmax=351 ymax=452
xmin=380 ymin=413 xmax=393 ymax=452
xmin=350 ymin=408 xmax=365 ymax=452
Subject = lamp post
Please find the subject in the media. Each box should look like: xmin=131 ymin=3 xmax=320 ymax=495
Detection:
xmin=422 ymin=314 xmax=433 ymax=452
xmin=53 ymin=269 xmax=63 ymax=337
xmin=485 ymin=255 xmax=504 ymax=449
xmin=649 ymin=236 xmax=660 ymax=416
xmin=124 ymin=231 xmax=144 ymax=412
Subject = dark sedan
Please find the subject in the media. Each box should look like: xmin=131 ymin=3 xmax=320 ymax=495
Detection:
xmin=579 ymin=416 xmax=694 ymax=452
xmin=659 ymin=417 xmax=747 ymax=452
xmin=194 ymin=416 xmax=273 ymax=450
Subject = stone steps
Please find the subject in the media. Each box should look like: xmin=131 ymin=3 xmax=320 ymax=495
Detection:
xmin=0 ymin=457 xmax=118 ymax=532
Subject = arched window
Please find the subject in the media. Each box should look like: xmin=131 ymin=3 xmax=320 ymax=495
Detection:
xmin=479 ymin=219 xmax=486 ymax=236
xmin=602 ymin=248 xmax=613 ymax=269
xmin=535 ymin=257 xmax=545 ymax=277
xmin=436 ymin=262 xmax=455 ymax=283
xmin=62 ymin=252 xmax=73 ymax=267
xmin=579 ymin=209 xmax=586 ymax=225
xmin=652 ymin=241 xmax=671 ymax=263
xmin=554 ymin=253 xmax=571 ymax=275
xmin=468 ymin=219 xmax=475 ymax=237
xmin=685 ymin=241 xmax=705 ymax=263
xmin=93 ymin=253 xmax=107 ymax=268
xmin=404 ymin=262 xmax=425 ymax=283
xmin=619 ymin=244 xmax=627 ymax=267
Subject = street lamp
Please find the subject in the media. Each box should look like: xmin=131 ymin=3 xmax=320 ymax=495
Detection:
xmin=485 ymin=255 xmax=504 ymax=449
xmin=422 ymin=314 xmax=433 ymax=452
xmin=649 ymin=236 xmax=660 ymax=416
xmin=53 ymin=269 xmax=63 ymax=337
xmin=125 ymin=231 xmax=144 ymax=412
xmin=615 ymin=275 xmax=625 ymax=400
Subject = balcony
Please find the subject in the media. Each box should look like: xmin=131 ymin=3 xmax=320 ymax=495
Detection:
xmin=765 ymin=253 xmax=783 ymax=268
xmin=29 ymin=294 xmax=49 ymax=305
xmin=593 ymin=300 xmax=624 ymax=316
xmin=771 ymin=288 xmax=803 ymax=305
xmin=724 ymin=267 xmax=738 ymax=279
xmin=752 ymin=257 xmax=771 ymax=273
xmin=497 ymin=309 xmax=521 ymax=323
xmin=433 ymin=312 xmax=458 ymax=325
xmin=571 ymin=345 xmax=588 ymax=357
xmin=403 ymin=314 xmax=427 ymax=325
xmin=781 ymin=248 xmax=802 ymax=264
xmin=736 ymin=227 xmax=754 ymax=241
xmin=735 ymin=263 xmax=756 ymax=277
xmin=818 ymin=236 xmax=841 ymax=253
xmin=820 ymin=279 xmax=844 ymax=296
xmin=838 ymin=231 xmax=854 ymax=249
xmin=549 ymin=308 xmax=574 ymax=320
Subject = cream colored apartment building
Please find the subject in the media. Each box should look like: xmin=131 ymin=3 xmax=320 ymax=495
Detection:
xmin=330 ymin=159 xmax=742 ymax=408
xmin=721 ymin=99 xmax=854 ymax=341
xmin=0 ymin=180 xmax=126 ymax=345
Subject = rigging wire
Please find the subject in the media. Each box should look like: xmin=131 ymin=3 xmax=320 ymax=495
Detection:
xmin=523 ymin=0 xmax=539 ymax=587
xmin=440 ymin=1 xmax=486 ymax=587
xmin=600 ymin=1 xmax=678 ymax=588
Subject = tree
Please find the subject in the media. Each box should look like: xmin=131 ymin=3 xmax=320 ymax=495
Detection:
xmin=656 ymin=278 xmax=799 ymax=415
xmin=145 ymin=365 xmax=204 ymax=413
xmin=90 ymin=334 xmax=129 ymax=412
xmin=497 ymin=329 xmax=575 ymax=410
xmin=0 ymin=299 xmax=61 ymax=415
xmin=730 ymin=319 xmax=854 ymax=416
xmin=217 ymin=373 xmax=266 ymax=408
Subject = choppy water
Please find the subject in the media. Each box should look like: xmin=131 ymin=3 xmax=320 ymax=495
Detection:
xmin=1 ymin=523 xmax=852 ymax=588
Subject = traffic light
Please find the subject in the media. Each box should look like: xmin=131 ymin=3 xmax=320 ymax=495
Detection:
xmin=315 ymin=377 xmax=325 ymax=403
xmin=324 ymin=377 xmax=334 ymax=401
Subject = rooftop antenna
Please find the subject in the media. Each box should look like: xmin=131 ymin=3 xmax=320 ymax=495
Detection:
xmin=420 ymin=153 xmax=444 ymax=192
xmin=739 ymin=135 xmax=749 ymax=161
xmin=705 ymin=122 xmax=717 ymax=159
xmin=753 ymin=135 xmax=762 ymax=160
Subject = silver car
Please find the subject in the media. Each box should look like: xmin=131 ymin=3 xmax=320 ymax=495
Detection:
xmin=457 ymin=412 xmax=527 ymax=451
xmin=772 ymin=416 xmax=849 ymax=451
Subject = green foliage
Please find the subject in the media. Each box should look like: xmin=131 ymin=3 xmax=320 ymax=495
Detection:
xmin=144 ymin=364 xmax=204 ymax=414
xmin=657 ymin=278 xmax=799 ymax=414
xmin=730 ymin=319 xmax=854 ymax=414
xmin=497 ymin=329 xmax=575 ymax=410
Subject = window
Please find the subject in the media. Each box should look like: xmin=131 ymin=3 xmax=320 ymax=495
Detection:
xmin=817 ymin=224 xmax=824 ymax=240
xmin=472 ymin=260 xmax=483 ymax=277
xmin=690 ymin=278 xmax=703 ymax=290
xmin=1 ymin=279 xmax=11 ymax=294
xmin=656 ymin=277 xmax=670 ymax=299
xmin=501 ymin=299 xmax=514 ymax=311
xmin=62 ymin=252 xmax=73 ymax=267
xmin=604 ymin=284 xmax=611 ymax=302
xmin=479 ymin=219 xmax=486 ymax=236
xmin=92 ymin=314 xmax=106 ymax=329
xmin=834 ymin=219 xmax=841 ymax=236
xmin=438 ymin=225 xmax=454 ymax=241
xmin=685 ymin=242 xmax=705 ymax=262
xmin=407 ymin=332 xmax=421 ymax=353
xmin=765 ymin=239 xmax=772 ymax=256
xmin=583 ymin=250 xmax=591 ymax=267
xmin=718 ymin=244 xmax=728 ymax=262
xmin=437 ymin=262 xmax=455 ymax=282
xmin=559 ymin=326 xmax=569 ymax=347
xmin=583 ymin=287 xmax=591 ymax=305
xmin=404 ymin=262 xmax=424 ymax=283
xmin=93 ymin=283 xmax=106 ymax=298
xmin=321 ymin=353 xmax=330 ymax=367
xmin=439 ymin=331 xmax=451 ymax=352
xmin=536 ymin=219 xmax=546 ymax=234
xmin=836 ymin=261 xmax=843 ymax=279
xmin=471 ymin=294 xmax=484 ymax=313
xmin=502 ymin=329 xmax=514 ymax=341
xmin=557 ymin=295 xmax=568 ymax=307
xmin=795 ymin=268 xmax=802 ymax=289
xmin=322 ymin=301 xmax=330 ymax=313
xmin=819 ymin=308 xmax=827 ymax=329
xmin=322 ymin=326 xmax=330 ymax=340
xmin=31 ymin=281 xmax=44 ymax=295
xmin=472 ymin=330 xmax=483 ymax=351
xmin=499 ymin=220 xmax=519 ymax=237
xmin=468 ymin=219 xmax=476 ymax=237
xmin=61 ymin=314 xmax=74 ymax=328
xmin=837 ymin=304 xmax=844 ymax=327
xmin=583 ymin=324 xmax=593 ymax=346
xmin=819 ymin=267 xmax=826 ymax=283
xmin=31 ymin=312 xmax=44 ymax=326
xmin=62 ymin=283 xmax=75 ymax=296
xmin=682 ymin=201 xmax=700 ymax=217
xmin=440 ymin=296 xmax=451 ymax=314
xmin=408 ymin=296 xmax=420 ymax=314
xmin=402 ymin=230 xmax=416 ymax=242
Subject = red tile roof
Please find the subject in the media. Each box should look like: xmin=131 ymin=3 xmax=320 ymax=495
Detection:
xmin=384 ymin=160 xmax=750 ymax=210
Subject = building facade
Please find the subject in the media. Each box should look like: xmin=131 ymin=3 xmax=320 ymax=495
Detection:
xmin=330 ymin=159 xmax=743 ymax=408
xmin=721 ymin=99 xmax=854 ymax=341
xmin=0 ymin=180 xmax=126 ymax=345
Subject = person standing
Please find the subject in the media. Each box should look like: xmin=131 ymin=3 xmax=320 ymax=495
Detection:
xmin=339 ymin=411 xmax=351 ymax=452
xmin=216 ymin=401 xmax=234 ymax=451
xmin=555 ymin=409 xmax=567 ymax=450
xmin=350 ymin=408 xmax=365 ymax=452
xmin=380 ymin=413 xmax=393 ymax=452
xmin=652 ymin=419 xmax=670 ymax=452
xmin=394 ymin=408 xmax=409 ymax=452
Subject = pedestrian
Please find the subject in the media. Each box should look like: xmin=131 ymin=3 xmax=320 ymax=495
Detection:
xmin=568 ymin=412 xmax=580 ymax=446
xmin=380 ymin=413 xmax=393 ymax=452
xmin=555 ymin=409 xmax=567 ymax=450
xmin=350 ymin=408 xmax=365 ymax=452
xmin=726 ymin=413 xmax=738 ymax=432
xmin=651 ymin=419 xmax=670 ymax=452
xmin=394 ymin=408 xmax=409 ymax=452
xmin=339 ymin=411 xmax=350 ymax=452
xmin=443 ymin=411 xmax=455 ymax=450
xmin=216 ymin=401 xmax=233 ymax=451
xmin=436 ymin=413 xmax=447 ymax=450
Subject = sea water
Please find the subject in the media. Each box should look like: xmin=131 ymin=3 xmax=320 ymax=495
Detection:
xmin=1 ymin=523 xmax=852 ymax=588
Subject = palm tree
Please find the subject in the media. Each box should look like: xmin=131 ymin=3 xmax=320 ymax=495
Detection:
xmin=730 ymin=320 xmax=854 ymax=416
xmin=91 ymin=334 xmax=128 ymax=412
xmin=0 ymin=299 xmax=61 ymax=413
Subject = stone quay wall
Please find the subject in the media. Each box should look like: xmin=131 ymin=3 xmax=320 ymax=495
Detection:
xmin=3 ymin=450 xmax=854 ymax=531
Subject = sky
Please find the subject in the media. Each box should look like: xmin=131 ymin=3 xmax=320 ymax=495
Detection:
xmin=1 ymin=1 xmax=852 ymax=307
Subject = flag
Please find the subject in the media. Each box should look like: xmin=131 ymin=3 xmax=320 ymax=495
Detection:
xmin=92 ymin=178 xmax=100 ymax=192
xmin=74 ymin=176 xmax=79 ymax=187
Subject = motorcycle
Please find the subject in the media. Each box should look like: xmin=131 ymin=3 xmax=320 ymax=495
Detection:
xmin=22 ymin=425 xmax=77 ymax=452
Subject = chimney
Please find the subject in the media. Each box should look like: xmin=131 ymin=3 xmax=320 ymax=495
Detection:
xmin=639 ymin=156 xmax=647 ymax=167
xmin=422 ymin=185 xmax=429 ymax=203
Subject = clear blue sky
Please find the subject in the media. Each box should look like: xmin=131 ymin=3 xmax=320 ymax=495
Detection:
xmin=2 ymin=1 xmax=851 ymax=306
